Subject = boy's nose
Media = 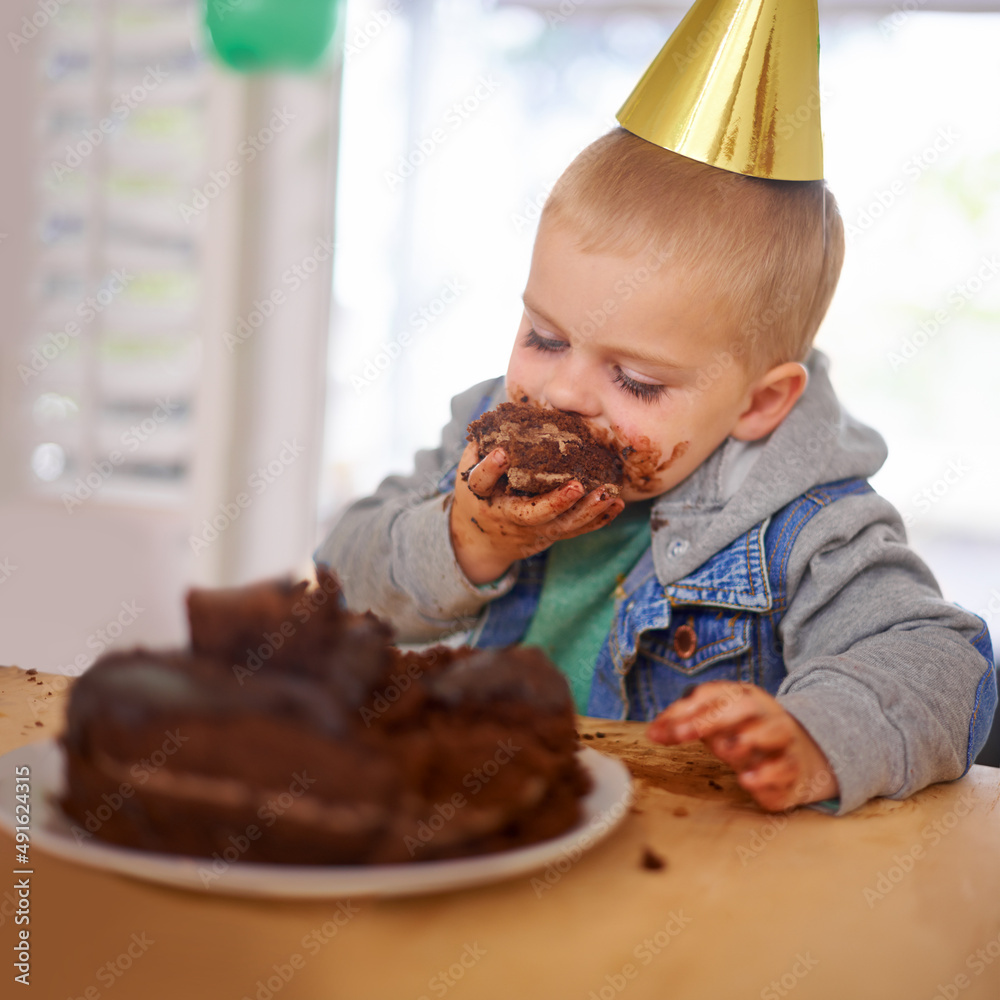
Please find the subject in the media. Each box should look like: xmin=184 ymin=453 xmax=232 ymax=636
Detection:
xmin=541 ymin=365 xmax=601 ymax=418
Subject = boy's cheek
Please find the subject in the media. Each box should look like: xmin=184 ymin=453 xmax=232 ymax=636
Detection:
xmin=504 ymin=355 xmax=540 ymax=402
xmin=504 ymin=375 xmax=534 ymax=405
xmin=616 ymin=440 xmax=696 ymax=501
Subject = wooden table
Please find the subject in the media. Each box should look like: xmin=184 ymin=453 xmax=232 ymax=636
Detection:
xmin=2 ymin=664 xmax=999 ymax=1000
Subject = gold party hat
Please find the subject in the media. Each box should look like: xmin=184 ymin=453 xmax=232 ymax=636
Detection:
xmin=617 ymin=0 xmax=823 ymax=181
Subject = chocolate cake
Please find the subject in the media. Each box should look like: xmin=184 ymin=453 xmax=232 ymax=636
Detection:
xmin=467 ymin=401 xmax=624 ymax=496
xmin=59 ymin=572 xmax=590 ymax=865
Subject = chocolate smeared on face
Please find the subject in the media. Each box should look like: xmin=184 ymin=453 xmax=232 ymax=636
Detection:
xmin=608 ymin=430 xmax=690 ymax=495
xmin=467 ymin=391 xmax=694 ymax=500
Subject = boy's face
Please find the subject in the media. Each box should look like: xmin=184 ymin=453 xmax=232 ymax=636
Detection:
xmin=506 ymin=220 xmax=756 ymax=502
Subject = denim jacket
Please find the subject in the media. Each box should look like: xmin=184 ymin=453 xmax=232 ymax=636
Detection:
xmin=317 ymin=352 xmax=997 ymax=813
xmin=470 ymin=480 xmax=995 ymax=754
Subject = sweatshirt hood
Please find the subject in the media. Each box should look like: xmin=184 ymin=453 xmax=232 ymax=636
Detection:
xmin=648 ymin=349 xmax=888 ymax=585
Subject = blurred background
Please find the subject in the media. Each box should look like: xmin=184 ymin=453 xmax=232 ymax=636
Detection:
xmin=1 ymin=0 xmax=998 ymax=759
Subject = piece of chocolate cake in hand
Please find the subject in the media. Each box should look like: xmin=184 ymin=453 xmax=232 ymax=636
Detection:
xmin=466 ymin=401 xmax=624 ymax=496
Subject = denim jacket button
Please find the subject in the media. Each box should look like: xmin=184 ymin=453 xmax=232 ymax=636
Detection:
xmin=669 ymin=539 xmax=689 ymax=557
xmin=673 ymin=624 xmax=697 ymax=659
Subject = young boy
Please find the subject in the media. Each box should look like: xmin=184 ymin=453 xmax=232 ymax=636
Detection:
xmin=316 ymin=7 xmax=995 ymax=816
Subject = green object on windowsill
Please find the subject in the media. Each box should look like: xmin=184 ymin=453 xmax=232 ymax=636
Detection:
xmin=205 ymin=0 xmax=344 ymax=72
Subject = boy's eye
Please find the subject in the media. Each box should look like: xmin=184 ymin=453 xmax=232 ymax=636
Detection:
xmin=525 ymin=328 xmax=566 ymax=352
xmin=613 ymin=367 xmax=666 ymax=404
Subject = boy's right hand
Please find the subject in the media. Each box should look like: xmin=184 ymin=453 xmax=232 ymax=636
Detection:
xmin=449 ymin=442 xmax=625 ymax=585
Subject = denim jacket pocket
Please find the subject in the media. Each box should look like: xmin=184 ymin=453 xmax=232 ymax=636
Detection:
xmin=639 ymin=609 xmax=753 ymax=677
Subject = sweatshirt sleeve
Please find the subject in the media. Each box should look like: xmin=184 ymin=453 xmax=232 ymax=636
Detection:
xmin=775 ymin=490 xmax=996 ymax=815
xmin=313 ymin=377 xmax=516 ymax=643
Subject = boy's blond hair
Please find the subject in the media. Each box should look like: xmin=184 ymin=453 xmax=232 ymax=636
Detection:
xmin=540 ymin=128 xmax=845 ymax=375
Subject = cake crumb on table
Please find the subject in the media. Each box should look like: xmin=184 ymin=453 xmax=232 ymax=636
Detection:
xmin=640 ymin=847 xmax=666 ymax=870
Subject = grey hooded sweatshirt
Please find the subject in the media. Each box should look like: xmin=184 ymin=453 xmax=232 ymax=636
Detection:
xmin=316 ymin=350 xmax=995 ymax=814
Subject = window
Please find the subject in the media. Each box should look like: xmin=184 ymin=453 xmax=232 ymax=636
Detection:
xmin=326 ymin=1 xmax=1000 ymax=646
xmin=21 ymin=0 xmax=207 ymax=509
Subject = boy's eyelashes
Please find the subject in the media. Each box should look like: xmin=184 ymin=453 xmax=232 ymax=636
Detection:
xmin=612 ymin=367 xmax=667 ymax=404
xmin=525 ymin=328 xmax=667 ymax=405
xmin=525 ymin=328 xmax=565 ymax=352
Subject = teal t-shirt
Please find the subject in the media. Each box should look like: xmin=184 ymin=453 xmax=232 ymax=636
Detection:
xmin=522 ymin=501 xmax=653 ymax=711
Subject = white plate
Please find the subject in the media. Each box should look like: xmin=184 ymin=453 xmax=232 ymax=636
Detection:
xmin=0 ymin=741 xmax=632 ymax=898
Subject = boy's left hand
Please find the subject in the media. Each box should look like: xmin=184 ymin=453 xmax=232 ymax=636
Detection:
xmin=646 ymin=682 xmax=839 ymax=812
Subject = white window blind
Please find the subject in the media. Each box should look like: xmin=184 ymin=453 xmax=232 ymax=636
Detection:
xmin=22 ymin=0 xmax=207 ymax=509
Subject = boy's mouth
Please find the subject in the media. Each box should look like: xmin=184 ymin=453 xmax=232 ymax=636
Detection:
xmin=500 ymin=387 xmax=688 ymax=496
xmin=467 ymin=400 xmax=622 ymax=497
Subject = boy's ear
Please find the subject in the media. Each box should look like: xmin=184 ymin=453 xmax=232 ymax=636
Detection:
xmin=730 ymin=362 xmax=809 ymax=441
